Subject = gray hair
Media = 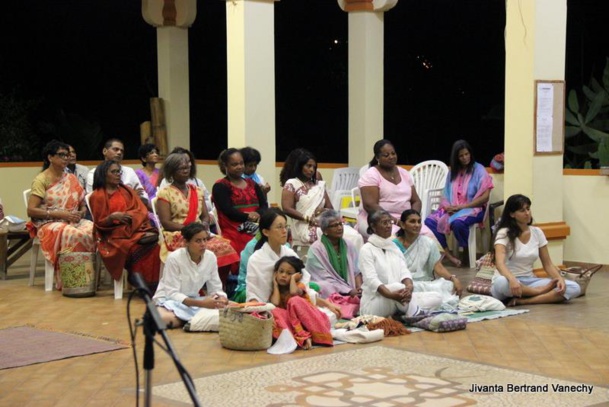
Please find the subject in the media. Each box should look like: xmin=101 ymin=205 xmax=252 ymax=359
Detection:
xmin=160 ymin=152 xmax=188 ymax=184
xmin=318 ymin=209 xmax=341 ymax=231
xmin=366 ymin=209 xmax=392 ymax=235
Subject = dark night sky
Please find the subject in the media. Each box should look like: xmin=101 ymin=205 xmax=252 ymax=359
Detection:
xmin=1 ymin=0 xmax=607 ymax=165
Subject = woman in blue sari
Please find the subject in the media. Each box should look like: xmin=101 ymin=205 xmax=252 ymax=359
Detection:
xmin=424 ymin=140 xmax=493 ymax=267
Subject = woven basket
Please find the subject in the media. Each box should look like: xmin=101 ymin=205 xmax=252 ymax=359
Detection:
xmin=219 ymin=305 xmax=275 ymax=351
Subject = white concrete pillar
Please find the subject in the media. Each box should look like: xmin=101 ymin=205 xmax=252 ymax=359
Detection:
xmin=338 ymin=0 xmax=398 ymax=167
xmin=142 ymin=0 xmax=196 ymax=150
xmin=226 ymin=0 xmax=277 ymax=203
xmin=504 ymin=0 xmax=568 ymax=262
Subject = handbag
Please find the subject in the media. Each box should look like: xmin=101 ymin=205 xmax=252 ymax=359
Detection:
xmin=559 ymin=264 xmax=602 ymax=296
xmin=219 ymin=304 xmax=275 ymax=351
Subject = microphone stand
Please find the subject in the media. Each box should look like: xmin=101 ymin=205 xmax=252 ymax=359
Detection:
xmin=135 ymin=288 xmax=201 ymax=407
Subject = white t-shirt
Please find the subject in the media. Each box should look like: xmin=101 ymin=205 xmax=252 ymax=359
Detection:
xmin=494 ymin=226 xmax=547 ymax=278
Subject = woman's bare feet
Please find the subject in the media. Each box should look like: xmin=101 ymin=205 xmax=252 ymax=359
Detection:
xmin=532 ymin=279 xmax=558 ymax=296
xmin=302 ymin=338 xmax=312 ymax=350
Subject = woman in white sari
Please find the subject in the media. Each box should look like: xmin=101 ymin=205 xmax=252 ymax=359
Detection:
xmin=280 ymin=148 xmax=362 ymax=254
xmin=393 ymin=209 xmax=462 ymax=309
xmin=359 ymin=210 xmax=442 ymax=317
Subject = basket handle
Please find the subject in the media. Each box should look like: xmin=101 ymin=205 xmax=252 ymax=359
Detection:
xmin=582 ymin=264 xmax=603 ymax=277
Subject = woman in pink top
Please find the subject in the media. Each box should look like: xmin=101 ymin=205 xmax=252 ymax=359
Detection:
xmin=357 ymin=140 xmax=432 ymax=239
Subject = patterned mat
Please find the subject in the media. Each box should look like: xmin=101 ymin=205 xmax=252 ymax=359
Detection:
xmin=0 ymin=326 xmax=128 ymax=370
xmin=153 ymin=346 xmax=609 ymax=406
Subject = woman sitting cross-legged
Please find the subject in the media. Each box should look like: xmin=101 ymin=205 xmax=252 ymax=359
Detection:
xmin=394 ymin=209 xmax=462 ymax=308
xmin=305 ymin=210 xmax=362 ymax=316
xmin=359 ymin=210 xmax=442 ymax=318
xmin=153 ymin=222 xmax=228 ymax=329
xmin=90 ymin=160 xmax=162 ymax=291
xmin=490 ymin=194 xmax=581 ymax=306
xmin=270 ymin=256 xmax=334 ymax=350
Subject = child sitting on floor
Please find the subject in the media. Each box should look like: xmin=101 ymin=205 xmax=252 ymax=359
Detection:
xmin=269 ymin=256 xmax=340 ymax=350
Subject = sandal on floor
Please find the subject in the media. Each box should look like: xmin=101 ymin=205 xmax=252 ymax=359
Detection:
xmin=506 ymin=298 xmax=518 ymax=307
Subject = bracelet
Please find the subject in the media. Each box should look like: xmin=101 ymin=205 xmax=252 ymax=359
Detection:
xmin=449 ymin=275 xmax=457 ymax=281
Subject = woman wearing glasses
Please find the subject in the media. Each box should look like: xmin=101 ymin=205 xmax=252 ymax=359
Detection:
xmin=26 ymin=140 xmax=96 ymax=290
xmin=156 ymin=153 xmax=239 ymax=287
xmin=358 ymin=139 xmax=432 ymax=239
xmin=359 ymin=210 xmax=441 ymax=318
xmin=246 ymin=208 xmax=311 ymax=303
xmin=305 ymin=210 xmax=362 ymax=316
xmin=89 ymin=160 xmax=162 ymax=291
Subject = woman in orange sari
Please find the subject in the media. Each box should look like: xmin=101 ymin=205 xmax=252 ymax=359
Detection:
xmin=156 ymin=153 xmax=240 ymax=286
xmin=26 ymin=140 xmax=96 ymax=289
xmin=89 ymin=160 xmax=162 ymax=291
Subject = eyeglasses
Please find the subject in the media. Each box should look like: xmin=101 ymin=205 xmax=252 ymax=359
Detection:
xmin=55 ymin=153 xmax=69 ymax=159
xmin=146 ymin=150 xmax=159 ymax=156
xmin=109 ymin=169 xmax=123 ymax=175
xmin=378 ymin=219 xmax=395 ymax=226
xmin=327 ymin=222 xmax=344 ymax=228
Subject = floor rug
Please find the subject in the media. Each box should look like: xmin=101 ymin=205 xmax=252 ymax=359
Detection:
xmin=153 ymin=346 xmax=609 ymax=406
xmin=0 ymin=326 xmax=128 ymax=370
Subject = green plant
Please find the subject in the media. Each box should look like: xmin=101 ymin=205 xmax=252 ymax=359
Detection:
xmin=565 ymin=57 xmax=609 ymax=168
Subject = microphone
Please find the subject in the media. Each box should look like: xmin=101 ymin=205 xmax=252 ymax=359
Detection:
xmin=129 ymin=272 xmax=167 ymax=332
xmin=129 ymin=272 xmax=152 ymax=298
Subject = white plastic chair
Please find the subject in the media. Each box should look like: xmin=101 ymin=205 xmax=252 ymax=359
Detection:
xmin=86 ymin=192 xmax=127 ymax=299
xmin=329 ymin=167 xmax=360 ymax=210
xmin=422 ymin=188 xmax=443 ymax=221
xmin=410 ymin=160 xmax=449 ymax=218
xmin=23 ymin=189 xmax=55 ymax=291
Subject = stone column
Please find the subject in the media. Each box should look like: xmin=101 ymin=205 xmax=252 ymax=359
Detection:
xmin=142 ymin=0 xmax=197 ymax=150
xmin=338 ymin=0 xmax=398 ymax=167
xmin=504 ymin=0 xmax=568 ymax=263
xmin=226 ymin=0 xmax=278 ymax=203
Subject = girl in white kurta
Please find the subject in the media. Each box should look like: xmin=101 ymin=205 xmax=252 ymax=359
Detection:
xmin=359 ymin=210 xmax=441 ymax=317
xmin=490 ymin=194 xmax=580 ymax=305
xmin=154 ymin=223 xmax=228 ymax=328
xmin=246 ymin=209 xmax=312 ymax=303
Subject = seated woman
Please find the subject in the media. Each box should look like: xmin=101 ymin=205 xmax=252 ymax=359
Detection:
xmin=156 ymin=153 xmax=239 ymax=285
xmin=306 ymin=210 xmax=362 ymax=303
xmin=135 ymin=143 xmax=161 ymax=200
xmin=212 ymin=148 xmax=268 ymax=254
xmin=246 ymin=208 xmax=307 ymax=303
xmin=280 ymin=148 xmax=363 ymax=255
xmin=270 ymin=256 xmax=333 ymax=350
xmin=153 ymin=222 xmax=228 ymax=329
xmin=394 ymin=209 xmax=462 ymax=307
xmin=26 ymin=140 xmax=96 ymax=289
xmin=89 ymin=160 xmax=162 ymax=291
xmin=490 ymin=194 xmax=580 ymax=306
xmin=424 ymin=140 xmax=493 ymax=267
xmin=358 ymin=140 xmax=432 ymax=239
xmin=359 ymin=210 xmax=441 ymax=318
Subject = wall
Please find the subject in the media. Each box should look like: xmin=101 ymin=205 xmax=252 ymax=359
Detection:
xmin=2 ymin=163 xmax=606 ymax=265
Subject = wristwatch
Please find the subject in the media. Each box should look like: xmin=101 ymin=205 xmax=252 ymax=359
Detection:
xmin=449 ymin=275 xmax=457 ymax=281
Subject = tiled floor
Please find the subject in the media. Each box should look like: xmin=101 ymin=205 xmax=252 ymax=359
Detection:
xmin=0 ymin=253 xmax=608 ymax=406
